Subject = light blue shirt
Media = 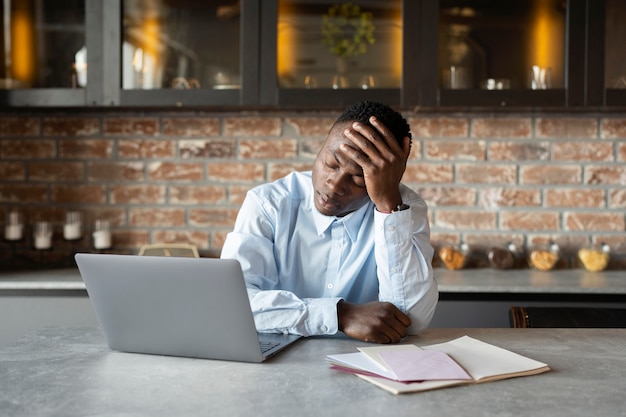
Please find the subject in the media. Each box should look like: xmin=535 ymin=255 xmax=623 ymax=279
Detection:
xmin=220 ymin=171 xmax=438 ymax=337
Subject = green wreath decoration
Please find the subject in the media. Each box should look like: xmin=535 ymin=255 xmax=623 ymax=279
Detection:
xmin=321 ymin=3 xmax=376 ymax=57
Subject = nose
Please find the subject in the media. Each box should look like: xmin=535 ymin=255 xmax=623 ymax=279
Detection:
xmin=326 ymin=172 xmax=346 ymax=196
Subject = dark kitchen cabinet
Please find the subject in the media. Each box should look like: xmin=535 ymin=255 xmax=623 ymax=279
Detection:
xmin=0 ymin=0 xmax=622 ymax=110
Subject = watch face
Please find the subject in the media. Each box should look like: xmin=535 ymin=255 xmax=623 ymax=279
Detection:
xmin=394 ymin=204 xmax=410 ymax=212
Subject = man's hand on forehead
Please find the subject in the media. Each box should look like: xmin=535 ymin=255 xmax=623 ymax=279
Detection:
xmin=339 ymin=116 xmax=410 ymax=212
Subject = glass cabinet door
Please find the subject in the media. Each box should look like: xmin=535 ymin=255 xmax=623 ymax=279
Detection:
xmin=277 ymin=0 xmax=402 ymax=90
xmin=271 ymin=0 xmax=403 ymax=107
xmin=1 ymin=0 xmax=85 ymax=89
xmin=605 ymin=0 xmax=626 ymax=105
xmin=118 ymin=0 xmax=260 ymax=107
xmin=439 ymin=0 xmax=566 ymax=91
xmin=122 ymin=0 xmax=240 ymax=91
xmin=435 ymin=0 xmax=570 ymax=107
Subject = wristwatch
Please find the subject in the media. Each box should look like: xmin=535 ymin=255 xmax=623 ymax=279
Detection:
xmin=392 ymin=203 xmax=410 ymax=213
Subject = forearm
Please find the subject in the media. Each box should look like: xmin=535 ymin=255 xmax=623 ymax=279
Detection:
xmin=248 ymin=288 xmax=341 ymax=336
xmin=374 ymin=202 xmax=438 ymax=334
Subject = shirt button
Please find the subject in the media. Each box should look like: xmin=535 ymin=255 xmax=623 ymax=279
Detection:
xmin=388 ymin=226 xmax=395 ymax=231
xmin=320 ymin=325 xmax=328 ymax=332
xmin=327 ymin=283 xmax=333 ymax=289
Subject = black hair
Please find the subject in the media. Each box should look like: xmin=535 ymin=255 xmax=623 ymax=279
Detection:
xmin=333 ymin=100 xmax=411 ymax=145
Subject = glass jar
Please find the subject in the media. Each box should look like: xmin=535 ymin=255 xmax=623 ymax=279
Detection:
xmin=528 ymin=242 xmax=560 ymax=271
xmin=578 ymin=243 xmax=611 ymax=272
xmin=488 ymin=242 xmax=517 ymax=270
xmin=438 ymin=243 xmax=469 ymax=270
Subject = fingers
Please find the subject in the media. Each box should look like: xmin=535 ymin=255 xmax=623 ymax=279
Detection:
xmin=339 ymin=301 xmax=410 ymax=344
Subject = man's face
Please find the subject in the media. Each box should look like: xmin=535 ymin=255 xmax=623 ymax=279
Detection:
xmin=311 ymin=121 xmax=370 ymax=217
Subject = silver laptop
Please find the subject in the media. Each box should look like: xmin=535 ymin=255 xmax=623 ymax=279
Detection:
xmin=75 ymin=253 xmax=301 ymax=362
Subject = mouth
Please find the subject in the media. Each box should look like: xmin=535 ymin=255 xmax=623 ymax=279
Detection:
xmin=317 ymin=191 xmax=341 ymax=212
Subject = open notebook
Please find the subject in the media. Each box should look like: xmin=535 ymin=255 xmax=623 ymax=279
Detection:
xmin=327 ymin=335 xmax=550 ymax=394
xmin=75 ymin=253 xmax=300 ymax=362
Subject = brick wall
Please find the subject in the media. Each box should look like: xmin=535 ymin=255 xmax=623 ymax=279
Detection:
xmin=1 ymin=109 xmax=625 ymax=269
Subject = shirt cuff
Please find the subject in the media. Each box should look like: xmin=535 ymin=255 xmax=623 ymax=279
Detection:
xmin=305 ymin=297 xmax=342 ymax=335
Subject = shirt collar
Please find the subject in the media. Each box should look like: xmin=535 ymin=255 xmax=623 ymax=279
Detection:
xmin=308 ymin=191 xmax=372 ymax=242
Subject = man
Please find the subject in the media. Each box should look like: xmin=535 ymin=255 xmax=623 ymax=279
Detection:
xmin=221 ymin=101 xmax=438 ymax=344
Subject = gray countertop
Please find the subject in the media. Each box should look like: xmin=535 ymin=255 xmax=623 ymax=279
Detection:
xmin=1 ymin=327 xmax=624 ymax=417
xmin=2 ymin=266 xmax=625 ymax=295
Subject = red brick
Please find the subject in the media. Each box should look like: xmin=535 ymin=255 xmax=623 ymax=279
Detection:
xmin=21 ymin=206 xmax=67 ymax=223
xmin=425 ymin=140 xmax=485 ymax=160
xmin=152 ymin=230 xmax=210 ymax=249
xmin=268 ymin=162 xmax=313 ymax=181
xmin=59 ymin=139 xmax=113 ymax=159
xmin=147 ymin=162 xmax=204 ymax=181
xmin=88 ymin=162 xmax=145 ymax=181
xmin=564 ymin=212 xmax=625 ymax=231
xmin=408 ymin=141 xmax=422 ymax=160
xmin=463 ymin=233 xmax=526 ymax=251
xmin=212 ymin=230 xmax=230 ymax=250
xmin=472 ymin=118 xmax=532 ymax=139
xmin=162 ymin=117 xmax=220 ymax=137
xmin=416 ymin=186 xmax=476 ymax=207
xmin=536 ymin=118 xmax=598 ymax=138
xmin=43 ymin=117 xmax=100 ymax=136
xmin=0 ymin=162 xmax=25 ymax=180
xmin=488 ymin=141 xmax=550 ymax=161
xmin=118 ymin=139 xmax=176 ymax=159
xmin=0 ymin=184 xmax=48 ymax=203
xmin=457 ymin=164 xmax=517 ymax=184
xmin=104 ymin=117 xmax=159 ymax=136
xmin=29 ymin=162 xmax=84 ymax=181
xmin=478 ymin=188 xmax=541 ymax=208
xmin=585 ymin=165 xmax=626 ymax=185
xmin=179 ymin=139 xmax=235 ymax=158
xmin=239 ymin=139 xmax=297 ymax=159
xmin=51 ymin=185 xmax=106 ymax=204
xmin=168 ymin=185 xmax=227 ymax=204
xmin=593 ymin=235 xmax=626 ymax=255
xmin=2 ymin=139 xmax=56 ymax=159
xmin=619 ymin=143 xmax=626 ymax=161
xmin=300 ymin=138 xmax=325 ymax=159
xmin=501 ymin=211 xmax=560 ymax=231
xmin=409 ymin=117 xmax=469 ymax=138
xmin=286 ymin=117 xmax=336 ymax=136
xmin=435 ymin=210 xmax=496 ymax=230
xmin=520 ymin=165 xmax=581 ymax=184
xmin=609 ymin=189 xmax=626 ymax=208
xmin=85 ymin=207 xmax=127 ymax=227
xmin=546 ymin=189 xmax=605 ymax=208
xmin=403 ymin=163 xmax=454 ymax=183
xmin=600 ymin=118 xmax=626 ymax=138
xmin=189 ymin=208 xmax=238 ymax=227
xmin=0 ymin=117 xmax=40 ymax=136
xmin=528 ymin=235 xmax=591 ymax=253
xmin=553 ymin=141 xmax=613 ymax=162
xmin=129 ymin=208 xmax=186 ymax=227
xmin=229 ymin=185 xmax=253 ymax=205
xmin=223 ymin=117 xmax=281 ymax=137
xmin=429 ymin=233 xmax=461 ymax=247
xmin=110 ymin=230 xmax=150 ymax=249
xmin=109 ymin=185 xmax=166 ymax=204
xmin=207 ymin=162 xmax=265 ymax=182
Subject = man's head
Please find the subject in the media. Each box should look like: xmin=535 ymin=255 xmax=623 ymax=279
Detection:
xmin=311 ymin=101 xmax=411 ymax=217
xmin=333 ymin=100 xmax=412 ymax=146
